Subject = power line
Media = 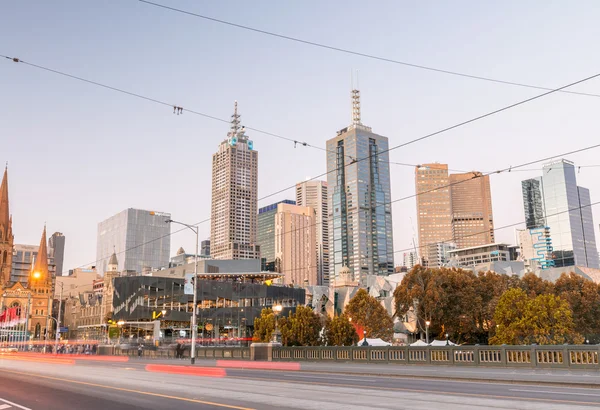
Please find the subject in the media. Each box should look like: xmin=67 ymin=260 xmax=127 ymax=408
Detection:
xmin=137 ymin=0 xmax=600 ymax=99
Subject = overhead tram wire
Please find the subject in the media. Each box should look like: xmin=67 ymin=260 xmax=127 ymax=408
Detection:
xmin=5 ymin=55 xmax=600 ymax=273
xmin=137 ymin=0 xmax=600 ymax=99
xmin=256 ymin=71 xmax=600 ymax=204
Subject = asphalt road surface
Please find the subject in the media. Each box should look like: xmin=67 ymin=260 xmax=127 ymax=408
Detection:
xmin=1 ymin=356 xmax=599 ymax=409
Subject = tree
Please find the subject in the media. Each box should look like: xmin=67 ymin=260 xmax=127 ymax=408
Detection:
xmin=519 ymin=273 xmax=553 ymax=297
xmin=345 ymin=288 xmax=393 ymax=341
xmin=323 ymin=315 xmax=358 ymax=346
xmin=252 ymin=308 xmax=276 ymax=342
xmin=554 ymin=273 xmax=600 ymax=342
xmin=280 ymin=306 xmax=322 ymax=346
xmin=490 ymin=288 xmax=581 ymax=345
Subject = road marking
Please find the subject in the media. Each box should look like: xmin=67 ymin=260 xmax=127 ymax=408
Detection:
xmin=510 ymin=389 xmax=600 ymax=397
xmin=284 ymin=374 xmax=379 ymax=382
xmin=0 ymin=398 xmax=32 ymax=410
xmin=227 ymin=375 xmax=600 ymax=406
xmin=0 ymin=404 xmax=11 ymax=409
xmin=1 ymin=369 xmax=253 ymax=410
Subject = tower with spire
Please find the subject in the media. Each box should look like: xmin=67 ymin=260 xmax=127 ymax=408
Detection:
xmin=325 ymin=84 xmax=395 ymax=286
xmin=0 ymin=165 xmax=14 ymax=286
xmin=210 ymin=101 xmax=259 ymax=260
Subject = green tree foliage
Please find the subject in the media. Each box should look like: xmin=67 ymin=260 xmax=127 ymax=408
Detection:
xmin=323 ymin=315 xmax=358 ymax=346
xmin=280 ymin=305 xmax=322 ymax=346
xmin=252 ymin=308 xmax=276 ymax=342
xmin=344 ymin=288 xmax=393 ymax=341
xmin=490 ymin=288 xmax=581 ymax=345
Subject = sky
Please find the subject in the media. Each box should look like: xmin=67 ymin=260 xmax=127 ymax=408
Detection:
xmin=3 ymin=0 xmax=600 ymax=274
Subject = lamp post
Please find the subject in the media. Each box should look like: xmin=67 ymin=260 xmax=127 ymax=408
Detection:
xmin=272 ymin=304 xmax=282 ymax=343
xmin=117 ymin=320 xmax=125 ymax=343
xmin=425 ymin=320 xmax=431 ymax=345
xmin=165 ymin=219 xmax=199 ymax=365
xmin=362 ymin=329 xmax=368 ymax=346
xmin=445 ymin=333 xmax=449 ymax=346
xmin=54 ymin=282 xmax=64 ymax=354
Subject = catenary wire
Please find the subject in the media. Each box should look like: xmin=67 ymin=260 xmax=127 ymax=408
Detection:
xmin=137 ymin=0 xmax=600 ymax=99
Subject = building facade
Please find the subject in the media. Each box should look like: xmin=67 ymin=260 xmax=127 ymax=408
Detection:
xmin=448 ymin=243 xmax=512 ymax=268
xmin=48 ymin=232 xmax=65 ymax=277
xmin=415 ymin=164 xmax=452 ymax=267
xmin=326 ymin=89 xmax=394 ymax=285
xmin=414 ymin=164 xmax=494 ymax=266
xmin=210 ymin=102 xmax=260 ymax=260
xmin=257 ymin=200 xmax=295 ymax=272
xmin=401 ymin=251 xmax=419 ymax=270
xmin=200 ymin=239 xmax=211 ymax=257
xmin=275 ymin=202 xmax=317 ymax=286
xmin=449 ymin=172 xmax=494 ymax=248
xmin=11 ymin=244 xmax=38 ymax=284
xmin=96 ymin=208 xmax=171 ymax=276
xmin=296 ymin=180 xmax=329 ymax=286
xmin=521 ymin=159 xmax=599 ymax=269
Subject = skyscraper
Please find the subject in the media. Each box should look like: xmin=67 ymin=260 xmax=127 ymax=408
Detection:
xmin=210 ymin=101 xmax=260 ymax=260
xmin=326 ymin=89 xmax=394 ymax=285
xmin=200 ymin=239 xmax=211 ymax=257
xmin=96 ymin=208 xmax=171 ymax=276
xmin=274 ymin=202 xmax=317 ymax=286
xmin=48 ymin=232 xmax=66 ymax=276
xmin=521 ymin=159 xmax=599 ymax=268
xmin=257 ymin=200 xmax=295 ymax=271
xmin=296 ymin=180 xmax=329 ymax=285
xmin=415 ymin=164 xmax=494 ymax=266
xmin=449 ymin=172 xmax=494 ymax=248
xmin=415 ymin=164 xmax=452 ymax=266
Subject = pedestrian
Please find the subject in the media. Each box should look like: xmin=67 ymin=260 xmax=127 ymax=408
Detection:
xmin=137 ymin=343 xmax=143 ymax=358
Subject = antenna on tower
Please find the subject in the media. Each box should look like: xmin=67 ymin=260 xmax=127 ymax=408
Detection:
xmin=351 ymin=69 xmax=361 ymax=126
xmin=229 ymin=100 xmax=241 ymax=137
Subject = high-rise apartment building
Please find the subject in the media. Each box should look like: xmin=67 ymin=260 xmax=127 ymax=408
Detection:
xmin=257 ymin=200 xmax=295 ymax=271
xmin=402 ymin=251 xmax=419 ymax=270
xmin=275 ymin=202 xmax=317 ymax=286
xmin=449 ymin=172 xmax=494 ymax=248
xmin=96 ymin=208 xmax=171 ymax=276
xmin=296 ymin=180 xmax=329 ymax=286
xmin=200 ymin=239 xmax=211 ymax=257
xmin=415 ymin=164 xmax=452 ymax=266
xmin=521 ymin=159 xmax=599 ymax=268
xmin=415 ymin=164 xmax=494 ymax=266
xmin=48 ymin=232 xmax=66 ymax=276
xmin=210 ymin=102 xmax=260 ymax=260
xmin=326 ymin=89 xmax=394 ymax=285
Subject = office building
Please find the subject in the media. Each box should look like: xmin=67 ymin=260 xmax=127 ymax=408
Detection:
xmin=96 ymin=208 xmax=171 ymax=276
xmin=210 ymin=102 xmax=260 ymax=260
xmin=448 ymin=243 xmax=512 ymax=268
xmin=275 ymin=202 xmax=317 ymax=286
xmin=200 ymin=239 xmax=211 ymax=257
xmin=257 ymin=200 xmax=295 ymax=271
xmin=402 ymin=251 xmax=419 ymax=269
xmin=521 ymin=159 xmax=599 ymax=268
xmin=48 ymin=232 xmax=65 ymax=276
xmin=415 ymin=164 xmax=452 ymax=266
xmin=10 ymin=244 xmax=38 ymax=284
xmin=56 ymin=267 xmax=99 ymax=298
xmin=415 ymin=164 xmax=494 ymax=266
xmin=326 ymin=88 xmax=394 ymax=285
xmin=296 ymin=180 xmax=329 ymax=286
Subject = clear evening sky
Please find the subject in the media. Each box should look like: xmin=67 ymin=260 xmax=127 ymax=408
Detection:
xmin=3 ymin=0 xmax=600 ymax=273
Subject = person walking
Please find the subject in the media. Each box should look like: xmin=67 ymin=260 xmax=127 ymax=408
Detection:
xmin=137 ymin=343 xmax=143 ymax=358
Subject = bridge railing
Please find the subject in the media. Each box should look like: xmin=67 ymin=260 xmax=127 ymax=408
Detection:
xmin=270 ymin=345 xmax=600 ymax=369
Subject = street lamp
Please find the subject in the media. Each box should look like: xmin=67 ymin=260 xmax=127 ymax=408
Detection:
xmin=445 ymin=333 xmax=449 ymax=346
xmin=362 ymin=329 xmax=368 ymax=346
xmin=165 ymin=219 xmax=199 ymax=365
xmin=272 ymin=304 xmax=282 ymax=343
xmin=117 ymin=320 xmax=125 ymax=343
xmin=425 ymin=320 xmax=431 ymax=345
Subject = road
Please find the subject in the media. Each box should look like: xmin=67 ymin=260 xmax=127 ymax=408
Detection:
xmin=1 ymin=355 xmax=600 ymax=409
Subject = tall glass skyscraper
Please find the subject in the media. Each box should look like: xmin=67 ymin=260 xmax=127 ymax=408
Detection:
xmin=326 ymin=89 xmax=394 ymax=285
xmin=257 ymin=200 xmax=295 ymax=271
xmin=521 ymin=159 xmax=599 ymax=269
xmin=96 ymin=208 xmax=171 ymax=276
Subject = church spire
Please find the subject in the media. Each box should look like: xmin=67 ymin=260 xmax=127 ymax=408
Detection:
xmin=30 ymin=225 xmax=49 ymax=286
xmin=0 ymin=165 xmax=10 ymax=239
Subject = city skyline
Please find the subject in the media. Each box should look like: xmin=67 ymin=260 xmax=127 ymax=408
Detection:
xmin=4 ymin=1 xmax=600 ymax=273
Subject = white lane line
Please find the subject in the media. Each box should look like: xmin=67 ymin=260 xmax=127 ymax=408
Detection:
xmin=510 ymin=389 xmax=600 ymax=397
xmin=0 ymin=398 xmax=32 ymax=409
xmin=284 ymin=374 xmax=379 ymax=382
xmin=0 ymin=404 xmax=11 ymax=409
